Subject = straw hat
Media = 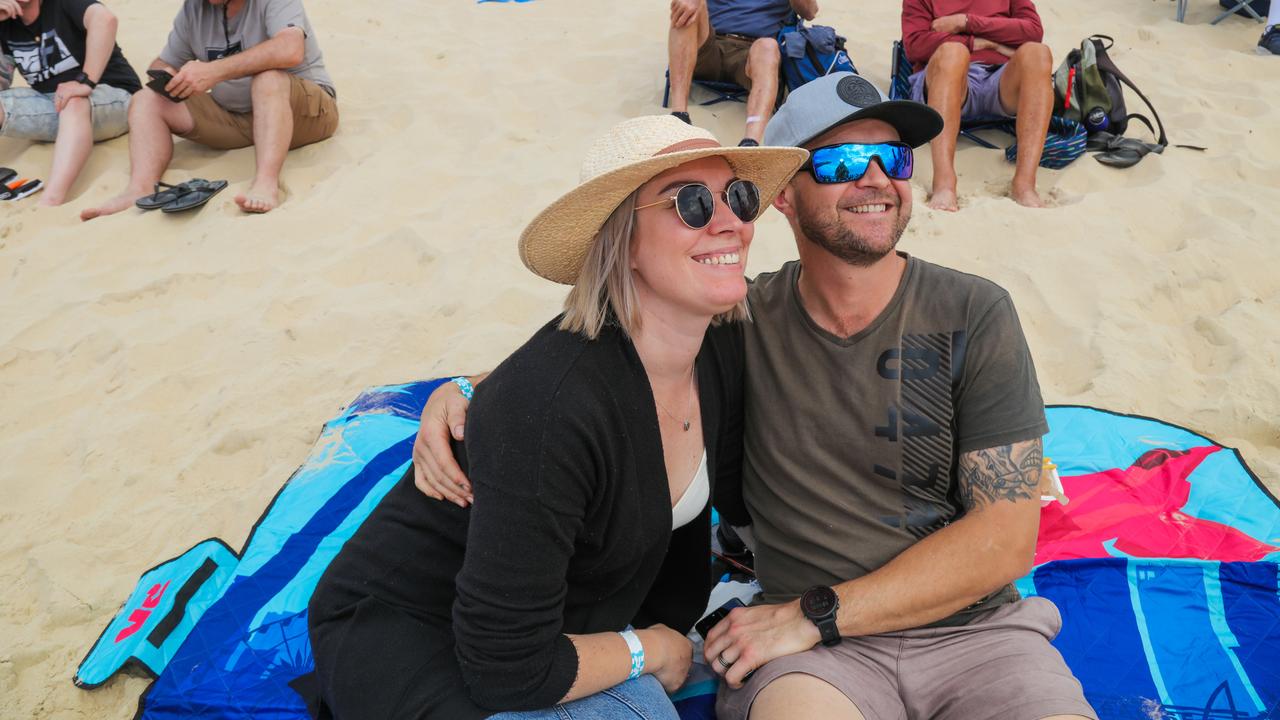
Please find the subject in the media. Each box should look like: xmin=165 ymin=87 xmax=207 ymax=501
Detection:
xmin=519 ymin=116 xmax=809 ymax=285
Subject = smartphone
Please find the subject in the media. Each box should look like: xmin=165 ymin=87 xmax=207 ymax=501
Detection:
xmin=145 ymin=69 xmax=184 ymax=103
xmin=695 ymin=598 xmax=744 ymax=640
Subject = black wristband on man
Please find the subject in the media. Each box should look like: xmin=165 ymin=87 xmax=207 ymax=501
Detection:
xmin=74 ymin=71 xmax=97 ymax=89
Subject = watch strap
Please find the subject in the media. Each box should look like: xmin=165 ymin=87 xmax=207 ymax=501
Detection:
xmin=816 ymin=614 xmax=841 ymax=646
xmin=75 ymin=72 xmax=97 ymax=88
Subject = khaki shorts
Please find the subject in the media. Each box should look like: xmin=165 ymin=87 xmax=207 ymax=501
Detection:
xmin=716 ymin=597 xmax=1098 ymax=720
xmin=181 ymin=74 xmax=338 ymax=150
xmin=694 ymin=30 xmax=755 ymax=89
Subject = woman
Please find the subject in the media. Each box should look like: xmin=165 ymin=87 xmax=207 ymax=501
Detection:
xmin=306 ymin=115 xmax=806 ymax=719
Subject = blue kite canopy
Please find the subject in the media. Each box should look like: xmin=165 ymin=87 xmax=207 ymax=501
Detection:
xmin=75 ymin=383 xmax=1280 ymax=719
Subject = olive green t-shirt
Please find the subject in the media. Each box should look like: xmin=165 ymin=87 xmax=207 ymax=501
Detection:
xmin=742 ymin=254 xmax=1047 ymax=625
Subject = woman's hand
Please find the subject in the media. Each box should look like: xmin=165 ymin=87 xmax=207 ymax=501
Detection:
xmin=413 ymin=378 xmax=476 ymax=506
xmin=637 ymin=625 xmax=694 ymax=693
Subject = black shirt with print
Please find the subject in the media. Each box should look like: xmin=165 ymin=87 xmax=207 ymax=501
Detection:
xmin=0 ymin=0 xmax=141 ymax=94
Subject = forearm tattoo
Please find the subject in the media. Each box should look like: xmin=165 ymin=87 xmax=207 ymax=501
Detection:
xmin=957 ymin=439 xmax=1043 ymax=511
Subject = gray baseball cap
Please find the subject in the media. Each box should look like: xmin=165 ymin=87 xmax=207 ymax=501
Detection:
xmin=764 ymin=72 xmax=943 ymax=149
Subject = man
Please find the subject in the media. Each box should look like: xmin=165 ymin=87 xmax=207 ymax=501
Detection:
xmin=412 ymin=75 xmax=1095 ymax=720
xmin=667 ymin=0 xmax=817 ymax=146
xmin=0 ymin=0 xmax=140 ymax=206
xmin=80 ymin=0 xmax=336 ymax=219
xmin=902 ymin=0 xmax=1052 ymax=210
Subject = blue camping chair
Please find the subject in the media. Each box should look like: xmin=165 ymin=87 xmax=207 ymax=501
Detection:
xmin=889 ymin=41 xmax=1086 ymax=170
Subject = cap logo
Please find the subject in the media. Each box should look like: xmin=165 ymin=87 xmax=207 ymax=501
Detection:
xmin=836 ymin=75 xmax=881 ymax=108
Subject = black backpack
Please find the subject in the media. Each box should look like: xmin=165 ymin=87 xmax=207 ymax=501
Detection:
xmin=1052 ymin=35 xmax=1167 ymax=147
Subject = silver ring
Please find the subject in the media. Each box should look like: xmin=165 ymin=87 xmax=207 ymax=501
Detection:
xmin=715 ymin=654 xmax=733 ymax=671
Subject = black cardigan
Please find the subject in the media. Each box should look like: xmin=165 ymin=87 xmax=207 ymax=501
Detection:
xmin=309 ymin=318 xmax=746 ymax=718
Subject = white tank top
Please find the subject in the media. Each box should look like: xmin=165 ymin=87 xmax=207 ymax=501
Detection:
xmin=672 ymin=451 xmax=709 ymax=530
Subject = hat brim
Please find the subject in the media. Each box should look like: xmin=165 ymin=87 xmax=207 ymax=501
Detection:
xmin=519 ymin=145 xmax=809 ymax=285
xmin=802 ymin=100 xmax=944 ymax=149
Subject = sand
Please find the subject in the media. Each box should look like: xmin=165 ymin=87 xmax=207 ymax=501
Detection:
xmin=1 ymin=0 xmax=1278 ymax=716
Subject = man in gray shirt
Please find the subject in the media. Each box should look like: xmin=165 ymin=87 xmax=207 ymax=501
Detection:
xmin=81 ymin=0 xmax=335 ymax=219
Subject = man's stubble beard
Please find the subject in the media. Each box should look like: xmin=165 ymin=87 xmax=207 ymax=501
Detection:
xmin=796 ymin=198 xmax=911 ymax=268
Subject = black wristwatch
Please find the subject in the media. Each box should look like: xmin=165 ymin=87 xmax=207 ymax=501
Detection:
xmin=800 ymin=585 xmax=842 ymax=647
xmin=74 ymin=72 xmax=97 ymax=89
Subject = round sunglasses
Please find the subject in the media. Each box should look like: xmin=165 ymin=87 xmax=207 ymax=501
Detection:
xmin=634 ymin=180 xmax=761 ymax=229
xmin=803 ymin=142 xmax=914 ymax=184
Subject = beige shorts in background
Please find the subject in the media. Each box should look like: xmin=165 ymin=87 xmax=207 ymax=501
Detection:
xmin=716 ymin=597 xmax=1098 ymax=720
xmin=181 ymin=74 xmax=338 ymax=151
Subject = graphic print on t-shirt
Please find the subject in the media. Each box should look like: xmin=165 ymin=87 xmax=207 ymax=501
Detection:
xmin=873 ymin=331 xmax=966 ymax=537
xmin=8 ymin=30 xmax=79 ymax=85
xmin=204 ymin=41 xmax=242 ymax=61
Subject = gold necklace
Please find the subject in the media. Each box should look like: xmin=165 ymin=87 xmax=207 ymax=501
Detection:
xmin=655 ymin=370 xmax=696 ymax=432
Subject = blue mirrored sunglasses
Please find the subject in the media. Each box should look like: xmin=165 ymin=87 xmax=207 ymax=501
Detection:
xmin=803 ymin=142 xmax=914 ymax=184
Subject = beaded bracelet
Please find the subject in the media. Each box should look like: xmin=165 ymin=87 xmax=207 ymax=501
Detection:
xmin=450 ymin=376 xmax=475 ymax=401
xmin=619 ymin=629 xmax=645 ymax=680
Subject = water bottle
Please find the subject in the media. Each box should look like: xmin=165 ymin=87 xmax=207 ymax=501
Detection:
xmin=1085 ymin=106 xmax=1110 ymax=133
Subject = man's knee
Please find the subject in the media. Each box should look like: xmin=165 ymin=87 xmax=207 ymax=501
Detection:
xmin=128 ymin=87 xmax=166 ymax=120
xmin=60 ymin=95 xmax=91 ymax=118
xmin=749 ymin=673 xmax=864 ymax=720
xmin=1014 ymin=41 xmax=1053 ymax=73
xmin=748 ymin=37 xmax=781 ymax=68
xmin=928 ymin=41 xmax=971 ymax=77
xmin=250 ymin=69 xmax=291 ymax=97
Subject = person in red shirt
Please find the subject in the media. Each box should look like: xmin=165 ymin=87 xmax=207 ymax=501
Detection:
xmin=902 ymin=0 xmax=1053 ymax=210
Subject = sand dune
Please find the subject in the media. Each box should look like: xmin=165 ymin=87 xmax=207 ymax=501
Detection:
xmin=1 ymin=0 xmax=1277 ymax=716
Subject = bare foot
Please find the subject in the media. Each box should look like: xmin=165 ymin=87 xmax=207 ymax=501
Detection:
xmin=37 ymin=194 xmax=66 ymax=208
xmin=80 ymin=190 xmax=147 ymax=221
xmin=927 ymin=188 xmax=959 ymax=212
xmin=234 ymin=182 xmax=280 ymax=214
xmin=1011 ymin=186 xmax=1046 ymax=208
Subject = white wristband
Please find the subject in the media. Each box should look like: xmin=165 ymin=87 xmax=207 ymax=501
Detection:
xmin=619 ymin=629 xmax=645 ymax=680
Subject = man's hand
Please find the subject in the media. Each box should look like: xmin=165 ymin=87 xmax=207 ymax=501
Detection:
xmin=0 ymin=0 xmax=21 ymax=21
xmin=931 ymin=13 xmax=968 ymax=34
xmin=701 ymin=601 xmax=820 ymax=689
xmin=412 ymin=380 xmax=474 ymax=507
xmin=166 ymin=60 xmax=223 ymax=99
xmin=53 ymin=80 xmax=93 ymax=112
xmin=639 ymin=624 xmax=695 ymax=693
xmin=670 ymin=0 xmax=700 ymax=28
xmin=973 ymin=37 xmax=1016 ymax=57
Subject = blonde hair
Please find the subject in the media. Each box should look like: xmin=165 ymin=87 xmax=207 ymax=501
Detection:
xmin=559 ymin=188 xmax=751 ymax=339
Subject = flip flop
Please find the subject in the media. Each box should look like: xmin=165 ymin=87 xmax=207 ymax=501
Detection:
xmin=0 ymin=176 xmax=43 ymax=200
xmin=136 ymin=181 xmax=198 ymax=210
xmin=1085 ymin=131 xmax=1117 ymax=153
xmin=0 ymin=168 xmax=16 ymax=185
xmin=1095 ymin=137 xmax=1164 ymax=169
xmin=160 ymin=179 xmax=227 ymax=213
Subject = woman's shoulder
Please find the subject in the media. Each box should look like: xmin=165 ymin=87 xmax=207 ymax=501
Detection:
xmin=470 ymin=317 xmax=636 ymax=428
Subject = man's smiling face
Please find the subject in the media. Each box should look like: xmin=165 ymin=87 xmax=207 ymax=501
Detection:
xmin=787 ymin=118 xmax=913 ymax=267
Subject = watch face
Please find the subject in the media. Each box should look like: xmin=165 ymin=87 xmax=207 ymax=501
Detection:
xmin=802 ymin=586 xmax=837 ymax=617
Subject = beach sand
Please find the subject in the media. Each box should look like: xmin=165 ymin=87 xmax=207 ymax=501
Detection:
xmin=1 ymin=0 xmax=1277 ymax=716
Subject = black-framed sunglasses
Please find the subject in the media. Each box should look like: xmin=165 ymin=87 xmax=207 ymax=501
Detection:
xmin=802 ymin=142 xmax=914 ymax=184
xmin=634 ymin=180 xmax=761 ymax=229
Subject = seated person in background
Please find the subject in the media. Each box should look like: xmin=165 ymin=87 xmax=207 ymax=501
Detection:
xmin=81 ymin=0 xmax=336 ymax=219
xmin=305 ymin=115 xmax=806 ymax=719
xmin=902 ymin=0 xmax=1052 ymax=210
xmin=668 ymin=0 xmax=817 ymax=146
xmin=1259 ymin=2 xmax=1279 ymax=55
xmin=0 ymin=0 xmax=140 ymax=206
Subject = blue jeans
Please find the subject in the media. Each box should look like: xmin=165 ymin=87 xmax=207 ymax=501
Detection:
xmin=0 ymin=84 xmax=131 ymax=142
xmin=490 ymin=675 xmax=680 ymax=720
